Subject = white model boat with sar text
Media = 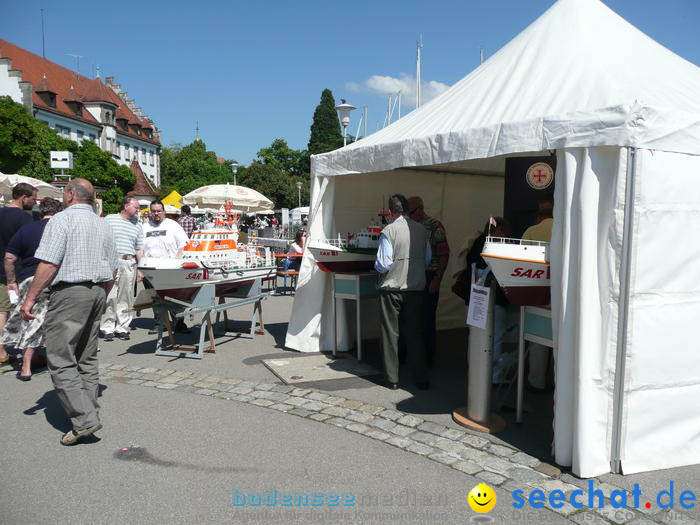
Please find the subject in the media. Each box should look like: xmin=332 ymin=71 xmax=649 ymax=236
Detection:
xmin=139 ymin=205 xmax=276 ymax=301
xmin=481 ymin=236 xmax=550 ymax=306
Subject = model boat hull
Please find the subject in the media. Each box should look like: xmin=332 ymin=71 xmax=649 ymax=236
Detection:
xmin=481 ymin=238 xmax=550 ymax=306
xmin=307 ymin=242 xmax=377 ymax=273
xmin=139 ymin=258 xmax=276 ymax=301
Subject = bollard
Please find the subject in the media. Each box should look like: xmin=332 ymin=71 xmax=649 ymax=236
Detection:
xmin=452 ymin=265 xmax=506 ymax=433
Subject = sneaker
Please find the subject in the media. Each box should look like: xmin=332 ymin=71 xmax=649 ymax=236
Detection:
xmin=148 ymin=323 xmax=160 ymax=335
xmin=115 ymin=332 xmax=130 ymax=341
xmin=103 ymin=332 xmax=114 ymax=342
xmin=60 ymin=423 xmax=103 ymax=446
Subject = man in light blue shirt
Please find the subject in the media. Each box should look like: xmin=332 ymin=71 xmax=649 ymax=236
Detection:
xmin=374 ymin=194 xmax=431 ymax=390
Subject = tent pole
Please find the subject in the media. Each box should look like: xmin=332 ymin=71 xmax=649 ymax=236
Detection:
xmin=610 ymin=147 xmax=637 ymax=474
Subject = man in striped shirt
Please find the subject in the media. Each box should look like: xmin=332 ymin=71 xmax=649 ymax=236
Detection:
xmin=99 ymin=196 xmax=144 ymax=341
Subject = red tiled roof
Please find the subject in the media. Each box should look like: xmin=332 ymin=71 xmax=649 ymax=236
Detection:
xmin=128 ymin=160 xmax=158 ymax=195
xmin=0 ymin=39 xmax=160 ymax=147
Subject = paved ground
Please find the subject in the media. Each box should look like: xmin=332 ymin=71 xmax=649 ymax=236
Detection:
xmin=1 ymin=293 xmax=698 ymax=524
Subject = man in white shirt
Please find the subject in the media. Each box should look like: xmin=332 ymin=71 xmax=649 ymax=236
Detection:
xmin=142 ymin=200 xmax=189 ymax=258
xmin=142 ymin=200 xmax=190 ymax=332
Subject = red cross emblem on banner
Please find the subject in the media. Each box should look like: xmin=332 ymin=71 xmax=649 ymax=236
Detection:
xmin=526 ymin=162 xmax=553 ymax=190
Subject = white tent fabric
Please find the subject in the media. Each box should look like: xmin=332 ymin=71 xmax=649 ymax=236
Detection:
xmin=287 ymin=0 xmax=700 ymax=477
xmin=0 ymin=173 xmax=63 ymax=200
xmin=180 ymin=183 xmax=273 ymax=212
xmin=314 ymin=0 xmax=700 ymax=179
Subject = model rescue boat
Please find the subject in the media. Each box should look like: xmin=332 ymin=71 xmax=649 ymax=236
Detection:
xmin=307 ymin=209 xmax=389 ymax=273
xmin=139 ymin=204 xmax=275 ymax=301
xmin=481 ymin=236 xmax=550 ymax=306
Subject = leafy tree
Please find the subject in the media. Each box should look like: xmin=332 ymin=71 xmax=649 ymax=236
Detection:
xmin=0 ymin=96 xmax=133 ymax=213
xmin=160 ymin=139 xmax=232 ymax=196
xmin=308 ymin=89 xmax=343 ymax=155
xmin=239 ymin=163 xmax=301 ymax=210
xmin=255 ymin=138 xmax=308 ymax=178
xmin=0 ymin=96 xmax=42 ymax=173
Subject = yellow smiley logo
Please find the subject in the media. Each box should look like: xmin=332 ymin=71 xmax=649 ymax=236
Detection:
xmin=468 ymin=483 xmax=497 ymax=513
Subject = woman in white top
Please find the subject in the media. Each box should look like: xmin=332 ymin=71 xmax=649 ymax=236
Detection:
xmin=286 ymin=230 xmax=306 ymax=270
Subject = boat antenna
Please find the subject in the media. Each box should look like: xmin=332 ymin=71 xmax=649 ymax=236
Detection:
xmin=41 ymin=9 xmax=46 ymax=58
xmin=416 ymin=35 xmax=423 ymax=108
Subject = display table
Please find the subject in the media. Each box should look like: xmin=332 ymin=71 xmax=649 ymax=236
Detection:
xmin=516 ymin=305 xmax=554 ymax=423
xmin=331 ymin=272 xmax=379 ymax=360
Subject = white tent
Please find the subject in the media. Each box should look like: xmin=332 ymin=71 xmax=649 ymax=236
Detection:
xmin=0 ymin=173 xmax=63 ymax=200
xmin=286 ymin=0 xmax=700 ymax=477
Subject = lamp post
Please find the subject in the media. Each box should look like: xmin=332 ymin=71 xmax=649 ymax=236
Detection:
xmin=335 ymin=99 xmax=356 ymax=147
xmin=230 ymin=161 xmax=239 ymax=185
xmin=296 ymin=181 xmax=302 ymax=208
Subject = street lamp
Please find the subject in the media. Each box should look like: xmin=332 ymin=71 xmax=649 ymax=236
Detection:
xmin=335 ymin=99 xmax=356 ymax=147
xmin=230 ymin=161 xmax=239 ymax=185
xmin=296 ymin=181 xmax=302 ymax=208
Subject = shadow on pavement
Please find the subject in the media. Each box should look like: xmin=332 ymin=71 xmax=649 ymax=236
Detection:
xmin=22 ymin=384 xmax=108 ymax=434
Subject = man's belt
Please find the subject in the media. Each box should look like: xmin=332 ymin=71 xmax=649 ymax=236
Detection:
xmin=118 ymin=254 xmax=135 ymax=260
xmin=50 ymin=281 xmax=99 ymax=291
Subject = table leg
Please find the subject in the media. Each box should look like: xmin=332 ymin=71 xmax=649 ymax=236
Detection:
xmin=517 ymin=306 xmax=525 ymax=424
xmin=356 ymin=277 xmax=362 ymax=361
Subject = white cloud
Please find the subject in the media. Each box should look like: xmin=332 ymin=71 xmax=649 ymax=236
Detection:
xmin=346 ymin=73 xmax=450 ymax=107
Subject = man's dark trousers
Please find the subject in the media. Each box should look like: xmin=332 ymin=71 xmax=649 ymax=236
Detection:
xmin=380 ymin=290 xmax=426 ymax=384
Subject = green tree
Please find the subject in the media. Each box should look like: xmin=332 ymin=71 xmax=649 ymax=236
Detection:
xmin=255 ymin=138 xmax=308 ymax=178
xmin=308 ymin=88 xmax=343 ymax=155
xmin=239 ymin=163 xmax=301 ymax=210
xmin=0 ymin=96 xmax=74 ymax=178
xmin=160 ymin=139 xmax=232 ymax=195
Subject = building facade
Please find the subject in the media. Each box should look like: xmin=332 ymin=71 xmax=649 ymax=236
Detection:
xmin=0 ymin=39 xmax=161 ymax=186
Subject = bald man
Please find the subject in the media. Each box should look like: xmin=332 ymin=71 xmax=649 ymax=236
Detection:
xmin=22 ymin=178 xmax=117 ymax=446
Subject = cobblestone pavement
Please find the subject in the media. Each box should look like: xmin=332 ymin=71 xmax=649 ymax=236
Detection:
xmin=4 ymin=361 xmax=690 ymax=525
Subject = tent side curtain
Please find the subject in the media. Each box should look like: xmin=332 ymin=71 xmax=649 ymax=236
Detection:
xmin=552 ymin=146 xmax=627 ymax=477
xmin=618 ymin=149 xmax=700 ymax=474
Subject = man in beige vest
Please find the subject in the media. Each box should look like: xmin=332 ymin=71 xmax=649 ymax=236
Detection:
xmin=374 ymin=194 xmax=431 ymax=390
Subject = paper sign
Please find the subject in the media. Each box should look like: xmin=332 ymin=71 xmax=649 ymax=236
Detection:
xmin=467 ymin=283 xmax=490 ymax=329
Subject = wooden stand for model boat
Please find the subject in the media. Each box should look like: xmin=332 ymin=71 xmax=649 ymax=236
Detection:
xmin=137 ymin=279 xmax=268 ymax=359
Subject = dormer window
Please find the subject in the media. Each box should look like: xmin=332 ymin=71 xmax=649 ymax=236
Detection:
xmin=65 ymin=100 xmax=83 ymax=116
xmin=117 ymin=118 xmax=128 ymax=131
xmin=38 ymin=91 xmax=56 ymax=108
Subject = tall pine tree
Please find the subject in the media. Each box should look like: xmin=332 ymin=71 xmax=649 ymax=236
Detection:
xmin=307 ymin=89 xmax=343 ymax=155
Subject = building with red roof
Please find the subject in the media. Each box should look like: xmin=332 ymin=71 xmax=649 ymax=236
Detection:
xmin=0 ymin=39 xmax=162 ymax=186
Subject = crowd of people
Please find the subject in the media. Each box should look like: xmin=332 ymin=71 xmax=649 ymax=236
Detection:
xmin=0 ymin=180 xmax=200 ymax=446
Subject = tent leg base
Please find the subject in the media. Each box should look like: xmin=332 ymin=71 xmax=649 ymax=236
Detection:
xmin=452 ymin=407 xmax=506 ymax=434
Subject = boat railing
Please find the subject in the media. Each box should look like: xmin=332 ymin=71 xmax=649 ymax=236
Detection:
xmin=486 ymin=236 xmax=549 ymax=247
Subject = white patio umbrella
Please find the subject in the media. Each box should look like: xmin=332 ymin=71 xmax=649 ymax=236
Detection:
xmin=0 ymin=173 xmax=63 ymax=200
xmin=180 ymin=183 xmax=273 ymax=213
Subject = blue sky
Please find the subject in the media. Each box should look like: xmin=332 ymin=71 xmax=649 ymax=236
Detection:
xmin=2 ymin=1 xmax=699 ymax=165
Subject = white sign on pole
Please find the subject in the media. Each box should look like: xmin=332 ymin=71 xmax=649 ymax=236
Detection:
xmin=467 ymin=283 xmax=490 ymax=329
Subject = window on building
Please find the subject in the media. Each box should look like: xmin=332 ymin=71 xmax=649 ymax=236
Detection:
xmin=142 ymin=148 xmax=146 ymax=162
xmin=125 ymin=146 xmax=130 ymax=160
xmin=56 ymin=125 xmax=70 ymax=138
xmin=77 ymin=130 xmax=84 ymax=141
xmin=149 ymin=151 xmax=154 ymax=166
xmin=116 ymin=141 xmax=121 ymax=157
xmin=89 ymin=134 xmax=97 ymax=143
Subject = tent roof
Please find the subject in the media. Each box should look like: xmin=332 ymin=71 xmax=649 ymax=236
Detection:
xmin=313 ymin=0 xmax=700 ymax=178
xmin=162 ymin=190 xmax=183 ymax=208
